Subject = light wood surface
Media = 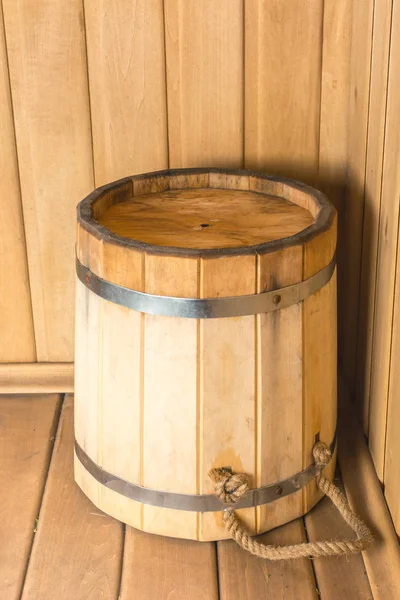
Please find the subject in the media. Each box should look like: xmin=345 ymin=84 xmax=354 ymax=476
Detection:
xmin=164 ymin=0 xmax=243 ymax=168
xmin=383 ymin=0 xmax=400 ymax=532
xmin=200 ymin=253 xmax=257 ymax=540
xmin=142 ymin=253 xmax=198 ymax=538
xmin=2 ymin=393 xmax=398 ymax=599
xmin=302 ymin=218 xmax=337 ymax=510
xmin=0 ymin=2 xmax=35 ymax=362
xmin=84 ymin=0 xmax=168 ymax=186
xmin=1 ymin=0 xmax=400 ymax=552
xmin=356 ymin=0 xmax=394 ymax=432
xmin=318 ymin=0 xmax=352 ymax=374
xmin=318 ymin=0 xmax=352 ymax=204
xmin=386 ymin=252 xmax=400 ymax=533
xmin=368 ymin=0 xmax=400 ymax=481
xmin=245 ymin=0 xmax=323 ymax=184
xmin=340 ymin=0 xmax=374 ymax=392
xmin=99 ymin=189 xmax=314 ymax=249
xmin=0 ymin=363 xmax=74 ymax=393
xmin=256 ymin=246 xmax=304 ymax=532
xmin=2 ymin=0 xmax=94 ymax=361
xmin=75 ymin=171 xmax=337 ymax=540
xmin=121 ymin=527 xmax=218 ymax=600
xmin=0 ymin=394 xmax=60 ymax=600
xmin=218 ymin=520 xmax=318 ymax=600
xmin=338 ymin=381 xmax=400 ymax=600
xmin=22 ymin=395 xmax=123 ymax=600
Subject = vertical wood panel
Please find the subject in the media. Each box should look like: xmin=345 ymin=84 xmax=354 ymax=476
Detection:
xmin=84 ymin=0 xmax=168 ymax=186
xmin=303 ymin=221 xmax=337 ymax=509
xmin=341 ymin=0 xmax=374 ymax=393
xmin=74 ymin=279 xmax=102 ymax=507
xmin=357 ymin=0 xmax=394 ymax=431
xmin=318 ymin=0 xmax=352 ymax=374
xmin=143 ymin=255 xmax=198 ymax=538
xmin=245 ymin=0 xmax=323 ymax=183
xmin=2 ymin=0 xmax=94 ymax=361
xmin=97 ymin=245 xmax=143 ymax=529
xmin=164 ymin=0 xmax=243 ymax=168
xmin=318 ymin=0 xmax=353 ymax=202
xmin=368 ymin=0 xmax=400 ymax=480
xmin=256 ymin=246 xmax=304 ymax=532
xmin=200 ymin=254 xmax=256 ymax=541
xmin=379 ymin=0 xmax=400 ymax=510
xmin=0 ymin=0 xmax=35 ymax=362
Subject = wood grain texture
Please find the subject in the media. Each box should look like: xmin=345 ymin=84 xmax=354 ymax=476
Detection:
xmin=318 ymin=0 xmax=353 ymax=204
xmin=120 ymin=527 xmax=218 ymax=600
xmin=142 ymin=254 xmax=198 ymax=538
xmin=256 ymin=246 xmax=304 ymax=532
xmin=218 ymin=520 xmax=318 ymax=600
xmin=22 ymin=395 xmax=123 ymax=600
xmin=304 ymin=475 xmax=373 ymax=600
xmin=0 ymin=394 xmax=60 ymax=600
xmin=99 ymin=189 xmax=314 ymax=249
xmin=386 ymin=256 xmax=400 ymax=534
xmin=341 ymin=0 xmax=374 ymax=394
xmin=97 ymin=247 xmax=144 ymax=530
xmin=199 ymin=254 xmax=256 ymax=541
xmin=245 ymin=0 xmax=323 ymax=184
xmin=318 ymin=0 xmax=352 ymax=377
xmin=80 ymin=170 xmax=334 ymax=260
xmin=302 ymin=218 xmax=337 ymax=510
xmin=164 ymin=0 xmax=243 ymax=168
xmin=0 ymin=363 xmax=73 ymax=393
xmin=0 ymin=1 xmax=35 ymax=362
xmin=84 ymin=0 xmax=168 ymax=186
xmin=2 ymin=0 xmax=94 ymax=361
xmin=383 ymin=0 xmax=400 ymax=528
xmin=338 ymin=381 xmax=400 ymax=600
xmin=356 ymin=0 xmax=394 ymax=432
xmin=75 ymin=170 xmax=336 ymax=540
xmin=368 ymin=0 xmax=400 ymax=481
xmin=74 ymin=278 xmax=104 ymax=510
xmin=386 ymin=249 xmax=400 ymax=534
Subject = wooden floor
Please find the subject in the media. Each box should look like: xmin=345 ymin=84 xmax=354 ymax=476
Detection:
xmin=1 ymin=394 xmax=400 ymax=600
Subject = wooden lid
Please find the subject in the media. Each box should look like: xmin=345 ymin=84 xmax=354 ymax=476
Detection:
xmin=97 ymin=188 xmax=314 ymax=251
xmin=77 ymin=168 xmax=335 ymax=258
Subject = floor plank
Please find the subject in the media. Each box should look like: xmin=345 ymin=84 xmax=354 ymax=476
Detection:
xmin=338 ymin=387 xmax=400 ymax=600
xmin=0 ymin=394 xmax=60 ymax=600
xmin=4 ymin=390 xmax=399 ymax=599
xmin=21 ymin=395 xmax=124 ymax=600
xmin=120 ymin=527 xmax=218 ymax=600
xmin=304 ymin=473 xmax=373 ymax=599
xmin=218 ymin=519 xmax=318 ymax=600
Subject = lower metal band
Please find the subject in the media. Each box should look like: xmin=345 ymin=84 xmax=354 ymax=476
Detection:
xmin=75 ymin=431 xmax=336 ymax=512
xmin=76 ymin=254 xmax=336 ymax=319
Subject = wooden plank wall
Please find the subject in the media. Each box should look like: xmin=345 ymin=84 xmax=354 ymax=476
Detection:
xmin=1 ymin=0 xmax=400 ymax=531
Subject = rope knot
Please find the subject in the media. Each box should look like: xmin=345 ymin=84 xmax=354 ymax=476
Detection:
xmin=209 ymin=466 xmax=249 ymax=505
xmin=313 ymin=441 xmax=332 ymax=470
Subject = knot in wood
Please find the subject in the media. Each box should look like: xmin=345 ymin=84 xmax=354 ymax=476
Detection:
xmin=312 ymin=441 xmax=332 ymax=469
xmin=208 ymin=466 xmax=249 ymax=505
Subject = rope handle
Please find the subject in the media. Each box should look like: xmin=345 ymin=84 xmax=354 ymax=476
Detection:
xmin=209 ymin=442 xmax=374 ymax=560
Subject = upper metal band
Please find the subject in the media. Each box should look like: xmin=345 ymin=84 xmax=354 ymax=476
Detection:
xmin=76 ymin=254 xmax=336 ymax=319
xmin=75 ymin=431 xmax=336 ymax=512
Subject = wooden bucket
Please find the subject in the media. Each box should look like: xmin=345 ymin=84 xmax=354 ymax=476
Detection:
xmin=74 ymin=168 xmax=337 ymax=541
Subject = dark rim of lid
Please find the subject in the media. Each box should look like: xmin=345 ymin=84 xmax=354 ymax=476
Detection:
xmin=77 ymin=167 xmax=336 ymax=258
